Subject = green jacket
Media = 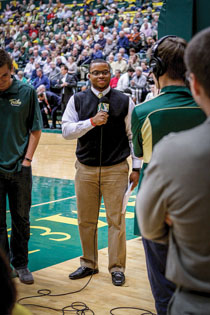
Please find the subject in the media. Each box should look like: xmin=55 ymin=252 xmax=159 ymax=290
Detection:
xmin=131 ymin=85 xmax=206 ymax=234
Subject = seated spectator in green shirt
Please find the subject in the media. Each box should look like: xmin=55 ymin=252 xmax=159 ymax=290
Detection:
xmin=16 ymin=70 xmax=28 ymax=83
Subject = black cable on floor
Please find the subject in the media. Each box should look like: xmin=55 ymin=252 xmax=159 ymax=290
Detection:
xmin=17 ymin=300 xmax=94 ymax=314
xmin=110 ymin=306 xmax=156 ymax=314
xmin=17 ymin=285 xmax=95 ymax=314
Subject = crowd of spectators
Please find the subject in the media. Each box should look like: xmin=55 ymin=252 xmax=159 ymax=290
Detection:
xmin=0 ymin=0 xmax=162 ymax=127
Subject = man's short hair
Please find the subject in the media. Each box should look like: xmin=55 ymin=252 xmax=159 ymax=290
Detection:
xmin=61 ymin=64 xmax=68 ymax=71
xmin=123 ymin=88 xmax=132 ymax=95
xmin=37 ymin=85 xmax=46 ymax=94
xmin=127 ymin=67 xmax=135 ymax=73
xmin=129 ymin=48 xmax=136 ymax=53
xmin=0 ymin=49 xmax=13 ymax=70
xmin=17 ymin=70 xmax=24 ymax=76
xmin=37 ymin=68 xmax=43 ymax=73
xmin=89 ymin=59 xmax=111 ymax=72
xmin=155 ymin=36 xmax=187 ymax=81
xmin=135 ymin=66 xmax=142 ymax=72
xmin=184 ymin=27 xmax=210 ymax=99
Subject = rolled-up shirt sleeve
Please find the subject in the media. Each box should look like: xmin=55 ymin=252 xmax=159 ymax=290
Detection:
xmin=62 ymin=95 xmax=94 ymax=140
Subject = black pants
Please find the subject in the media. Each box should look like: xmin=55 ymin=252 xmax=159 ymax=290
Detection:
xmin=41 ymin=108 xmax=49 ymax=128
xmin=51 ymin=105 xmax=61 ymax=128
xmin=142 ymin=237 xmax=176 ymax=315
xmin=0 ymin=166 xmax=32 ymax=268
xmin=41 ymin=105 xmax=60 ymax=128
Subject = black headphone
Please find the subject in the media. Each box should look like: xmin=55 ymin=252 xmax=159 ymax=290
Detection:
xmin=149 ymin=35 xmax=177 ymax=79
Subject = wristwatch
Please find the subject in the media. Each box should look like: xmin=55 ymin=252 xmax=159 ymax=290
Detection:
xmin=132 ymin=168 xmax=140 ymax=173
xmin=24 ymin=157 xmax=32 ymax=162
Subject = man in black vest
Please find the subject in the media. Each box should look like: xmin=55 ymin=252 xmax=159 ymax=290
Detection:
xmin=62 ymin=59 xmax=141 ymax=286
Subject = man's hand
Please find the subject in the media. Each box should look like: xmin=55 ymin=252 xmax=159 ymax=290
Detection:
xmin=165 ymin=213 xmax=173 ymax=226
xmin=22 ymin=160 xmax=31 ymax=167
xmin=129 ymin=171 xmax=140 ymax=191
xmin=91 ymin=112 xmax=109 ymax=126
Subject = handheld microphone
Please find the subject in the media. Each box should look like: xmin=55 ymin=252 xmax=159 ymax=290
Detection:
xmin=97 ymin=96 xmax=109 ymax=113
xmin=97 ymin=96 xmax=109 ymax=167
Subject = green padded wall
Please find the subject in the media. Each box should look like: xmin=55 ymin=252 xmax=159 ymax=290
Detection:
xmin=158 ymin=0 xmax=210 ymax=41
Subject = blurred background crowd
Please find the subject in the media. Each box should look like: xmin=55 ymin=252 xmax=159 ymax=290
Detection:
xmin=0 ymin=0 xmax=163 ymax=128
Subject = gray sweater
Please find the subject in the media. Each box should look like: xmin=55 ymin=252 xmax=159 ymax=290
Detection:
xmin=136 ymin=116 xmax=210 ymax=292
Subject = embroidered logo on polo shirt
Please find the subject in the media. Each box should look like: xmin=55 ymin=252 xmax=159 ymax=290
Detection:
xmin=9 ymin=99 xmax=22 ymax=106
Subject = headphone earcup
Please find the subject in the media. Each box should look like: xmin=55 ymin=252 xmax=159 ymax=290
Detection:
xmin=149 ymin=56 xmax=160 ymax=79
xmin=149 ymin=56 xmax=166 ymax=79
xmin=156 ymin=56 xmax=166 ymax=77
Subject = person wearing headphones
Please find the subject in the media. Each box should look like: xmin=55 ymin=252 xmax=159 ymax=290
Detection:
xmin=131 ymin=36 xmax=206 ymax=315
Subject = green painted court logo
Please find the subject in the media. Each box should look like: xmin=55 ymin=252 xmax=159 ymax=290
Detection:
xmin=7 ymin=176 xmax=137 ymax=272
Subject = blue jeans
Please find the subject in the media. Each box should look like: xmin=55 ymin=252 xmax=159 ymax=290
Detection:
xmin=0 ymin=166 xmax=32 ymax=268
xmin=142 ymin=237 xmax=176 ymax=315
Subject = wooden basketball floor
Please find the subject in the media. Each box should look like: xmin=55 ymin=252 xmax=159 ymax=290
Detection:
xmin=14 ymin=131 xmax=156 ymax=315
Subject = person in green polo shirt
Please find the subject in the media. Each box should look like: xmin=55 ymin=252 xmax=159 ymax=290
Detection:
xmin=0 ymin=49 xmax=42 ymax=285
xmin=131 ymin=36 xmax=206 ymax=315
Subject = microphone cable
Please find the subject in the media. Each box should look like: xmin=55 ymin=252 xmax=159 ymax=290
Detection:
xmin=110 ymin=307 xmax=156 ymax=315
xmin=17 ymin=277 xmax=95 ymax=314
xmin=17 ymin=100 xmax=157 ymax=315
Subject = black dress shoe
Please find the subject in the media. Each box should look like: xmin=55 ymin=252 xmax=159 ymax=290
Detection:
xmin=69 ymin=266 xmax=99 ymax=280
xmin=111 ymin=271 xmax=125 ymax=286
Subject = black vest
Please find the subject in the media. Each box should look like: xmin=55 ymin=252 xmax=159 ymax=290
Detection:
xmin=74 ymin=88 xmax=130 ymax=166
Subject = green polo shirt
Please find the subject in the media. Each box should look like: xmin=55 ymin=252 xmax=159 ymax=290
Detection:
xmin=0 ymin=78 xmax=42 ymax=173
xmin=131 ymin=85 xmax=206 ymax=234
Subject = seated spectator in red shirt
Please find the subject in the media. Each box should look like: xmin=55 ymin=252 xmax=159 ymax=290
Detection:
xmin=47 ymin=8 xmax=55 ymax=20
xmin=28 ymin=23 xmax=38 ymax=37
xmin=110 ymin=69 xmax=121 ymax=88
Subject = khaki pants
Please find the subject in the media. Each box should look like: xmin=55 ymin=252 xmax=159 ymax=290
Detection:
xmin=75 ymin=160 xmax=129 ymax=273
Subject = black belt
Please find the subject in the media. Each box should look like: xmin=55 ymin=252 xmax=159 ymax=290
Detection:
xmin=181 ymin=287 xmax=210 ymax=298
